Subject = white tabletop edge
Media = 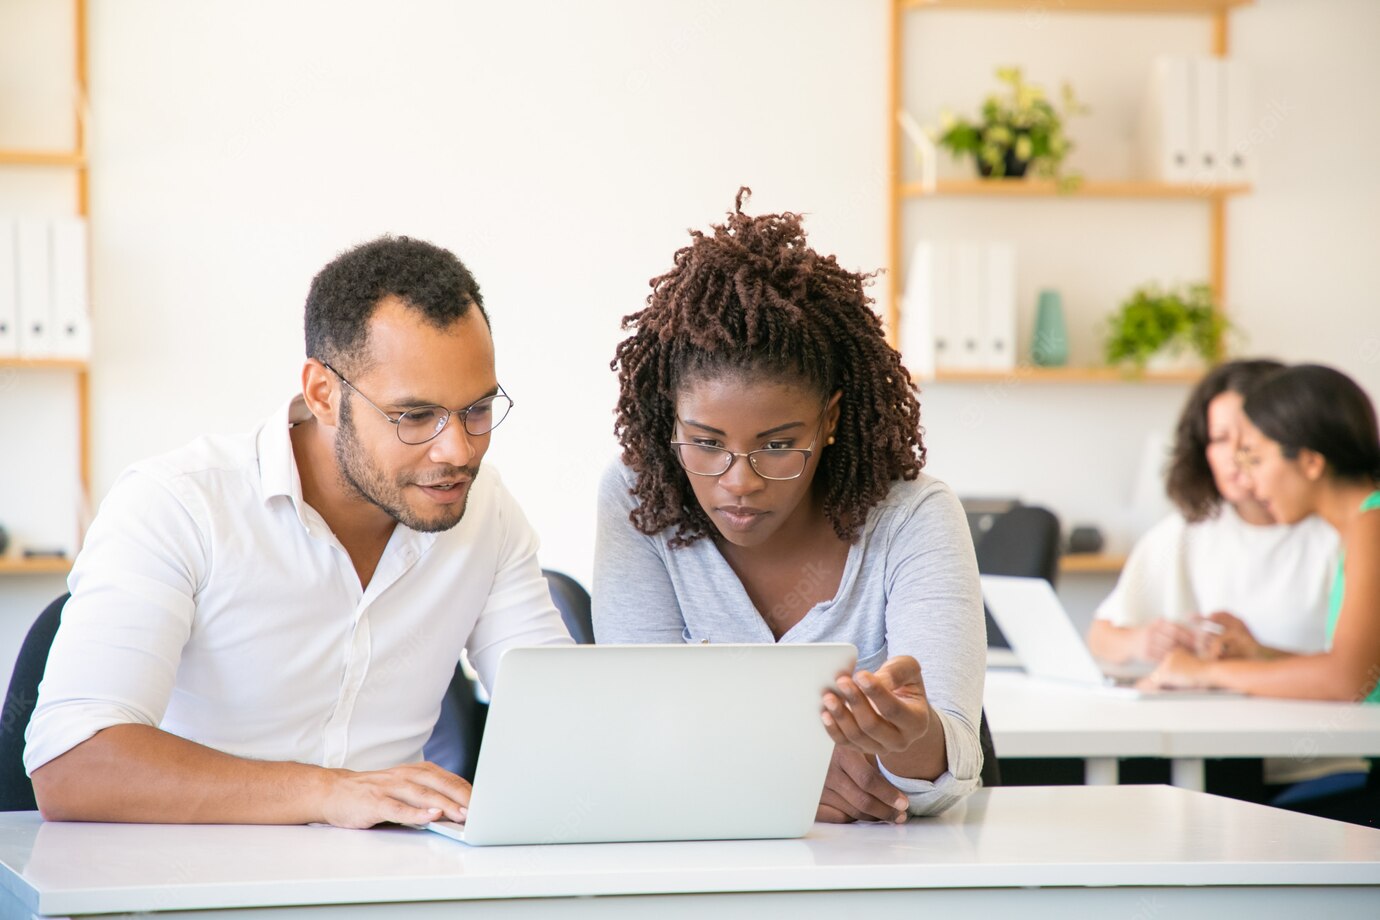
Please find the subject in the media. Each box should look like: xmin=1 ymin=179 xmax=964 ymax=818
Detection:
xmin=6 ymin=787 xmax=1380 ymax=916
xmin=23 ymin=861 xmax=1380 ymax=916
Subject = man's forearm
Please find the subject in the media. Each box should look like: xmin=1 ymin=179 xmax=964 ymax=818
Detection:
xmin=32 ymin=723 xmax=332 ymax=824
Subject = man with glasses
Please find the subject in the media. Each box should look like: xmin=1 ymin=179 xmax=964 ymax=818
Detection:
xmin=27 ymin=236 xmax=572 ymax=827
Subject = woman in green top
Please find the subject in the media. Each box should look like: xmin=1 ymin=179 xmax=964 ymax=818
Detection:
xmin=1149 ymin=364 xmax=1380 ymax=702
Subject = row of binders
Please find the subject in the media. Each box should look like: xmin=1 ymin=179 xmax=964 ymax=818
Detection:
xmin=0 ymin=217 xmax=92 ymax=360
xmin=899 ymin=241 xmax=1016 ymax=378
xmin=1140 ymin=54 xmax=1252 ymax=186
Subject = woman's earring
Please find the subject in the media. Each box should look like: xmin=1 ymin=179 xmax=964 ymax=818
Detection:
xmin=827 ymin=436 xmax=836 ymax=446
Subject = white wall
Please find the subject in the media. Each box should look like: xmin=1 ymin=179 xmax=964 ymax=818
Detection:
xmin=81 ymin=0 xmax=889 ymax=579
xmin=2 ymin=0 xmax=1377 ymax=672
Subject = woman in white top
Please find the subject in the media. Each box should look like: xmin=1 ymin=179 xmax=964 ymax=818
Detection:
xmin=1088 ymin=359 xmax=1337 ymax=665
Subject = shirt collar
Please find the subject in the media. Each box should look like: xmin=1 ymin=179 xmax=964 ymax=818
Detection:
xmin=255 ymin=394 xmax=443 ymax=559
xmin=258 ymin=394 xmax=315 ymax=508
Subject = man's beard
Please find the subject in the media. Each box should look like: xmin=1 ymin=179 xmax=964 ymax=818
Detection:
xmin=335 ymin=398 xmax=477 ymax=533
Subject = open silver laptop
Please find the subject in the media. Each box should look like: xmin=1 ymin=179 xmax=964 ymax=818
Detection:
xmin=981 ymin=575 xmax=1238 ymax=699
xmin=423 ymin=642 xmax=857 ymax=846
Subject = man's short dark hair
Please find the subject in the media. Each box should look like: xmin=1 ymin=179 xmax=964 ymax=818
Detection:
xmin=304 ymin=235 xmax=487 ymax=374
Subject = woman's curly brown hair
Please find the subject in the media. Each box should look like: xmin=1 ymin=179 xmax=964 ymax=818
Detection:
xmin=610 ymin=188 xmax=925 ymax=547
xmin=1166 ymin=358 xmax=1283 ymax=522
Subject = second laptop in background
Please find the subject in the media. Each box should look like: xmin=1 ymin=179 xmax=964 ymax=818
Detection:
xmin=981 ymin=575 xmax=1238 ymax=700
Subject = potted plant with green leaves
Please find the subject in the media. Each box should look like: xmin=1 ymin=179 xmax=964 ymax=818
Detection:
xmin=1103 ymin=282 xmax=1230 ymax=372
xmin=935 ymin=66 xmax=1087 ymax=187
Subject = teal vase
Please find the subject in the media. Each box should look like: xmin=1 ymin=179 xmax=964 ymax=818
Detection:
xmin=1031 ymin=289 xmax=1069 ymax=367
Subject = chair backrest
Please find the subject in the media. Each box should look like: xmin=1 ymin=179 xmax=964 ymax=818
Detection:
xmin=0 ymin=594 xmax=68 ymax=812
xmin=978 ymin=708 xmax=1000 ymax=788
xmin=425 ymin=571 xmax=593 ymax=779
xmin=974 ymin=505 xmax=1061 ymax=649
xmin=543 ymin=569 xmax=594 ymax=645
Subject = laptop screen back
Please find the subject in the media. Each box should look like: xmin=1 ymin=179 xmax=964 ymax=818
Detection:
xmin=460 ymin=642 xmax=857 ymax=845
xmin=980 ymin=575 xmax=1108 ymax=686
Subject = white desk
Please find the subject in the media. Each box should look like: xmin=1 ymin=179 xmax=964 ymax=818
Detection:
xmin=1 ymin=786 xmax=1378 ymax=918
xmin=985 ymin=669 xmax=1380 ymax=789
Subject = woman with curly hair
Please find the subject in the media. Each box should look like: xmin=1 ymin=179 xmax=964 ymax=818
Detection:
xmin=1087 ymin=359 xmax=1338 ymax=667
xmin=1144 ymin=364 xmax=1380 ymax=827
xmin=1149 ymin=364 xmax=1380 ymax=701
xmin=593 ymin=190 xmax=984 ymax=822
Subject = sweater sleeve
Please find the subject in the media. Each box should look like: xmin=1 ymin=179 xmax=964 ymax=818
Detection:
xmin=874 ymin=480 xmax=986 ymax=816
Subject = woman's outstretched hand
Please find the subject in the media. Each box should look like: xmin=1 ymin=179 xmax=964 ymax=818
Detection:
xmin=820 ymin=655 xmax=932 ymax=757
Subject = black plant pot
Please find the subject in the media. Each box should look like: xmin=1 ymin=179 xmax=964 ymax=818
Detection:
xmin=976 ymin=148 xmax=1030 ymax=179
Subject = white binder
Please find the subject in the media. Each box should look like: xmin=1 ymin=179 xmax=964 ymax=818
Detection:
xmin=1139 ymin=55 xmax=1193 ymax=184
xmin=916 ymin=244 xmax=960 ymax=377
xmin=1220 ymin=58 xmax=1253 ymax=184
xmin=50 ymin=217 xmax=91 ymax=359
xmin=983 ymin=243 xmax=1017 ymax=372
xmin=0 ymin=219 xmax=18 ymax=356
xmin=931 ymin=243 xmax=955 ymax=372
xmin=950 ymin=243 xmax=984 ymax=370
xmin=900 ymin=240 xmax=937 ymax=380
xmin=16 ymin=219 xmax=53 ymax=358
xmin=1191 ymin=56 xmax=1223 ymax=185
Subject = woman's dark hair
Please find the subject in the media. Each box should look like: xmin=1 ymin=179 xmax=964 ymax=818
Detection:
xmin=610 ymin=188 xmax=924 ymax=547
xmin=1243 ymin=364 xmax=1380 ymax=485
xmin=1166 ymin=358 xmax=1284 ymax=521
xmin=304 ymin=235 xmax=487 ymax=375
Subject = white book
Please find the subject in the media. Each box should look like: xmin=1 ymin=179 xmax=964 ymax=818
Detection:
xmin=0 ymin=219 xmax=18 ymax=356
xmin=16 ymin=219 xmax=53 ymax=358
xmin=1220 ymin=58 xmax=1253 ymax=185
xmin=50 ymin=217 xmax=92 ymax=359
xmin=1191 ymin=56 xmax=1223 ymax=185
xmin=983 ymin=243 xmax=1017 ymax=372
xmin=1139 ymin=55 xmax=1193 ymax=184
xmin=900 ymin=240 xmax=937 ymax=380
xmin=950 ymin=243 xmax=984 ymax=369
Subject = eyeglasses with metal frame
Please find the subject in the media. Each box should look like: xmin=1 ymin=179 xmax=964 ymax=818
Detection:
xmin=320 ymin=360 xmax=513 ymax=445
xmin=669 ymin=410 xmax=827 ymax=481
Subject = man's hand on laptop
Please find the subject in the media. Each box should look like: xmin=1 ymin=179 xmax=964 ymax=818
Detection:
xmin=816 ymin=745 xmax=910 ymax=824
xmin=318 ymin=762 xmax=472 ymax=829
xmin=820 ymin=655 xmax=932 ymax=758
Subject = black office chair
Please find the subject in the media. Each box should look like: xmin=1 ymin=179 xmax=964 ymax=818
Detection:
xmin=977 ymin=711 xmax=1000 ymax=787
xmin=974 ymin=505 xmax=1061 ymax=649
xmin=424 ymin=570 xmax=593 ymax=779
xmin=0 ymin=594 xmax=68 ymax=812
xmin=543 ymin=569 xmax=594 ymax=645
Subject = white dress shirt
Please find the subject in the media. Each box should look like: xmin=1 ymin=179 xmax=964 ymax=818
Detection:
xmin=1094 ymin=506 xmax=1337 ymax=653
xmin=25 ymin=396 xmax=572 ymax=776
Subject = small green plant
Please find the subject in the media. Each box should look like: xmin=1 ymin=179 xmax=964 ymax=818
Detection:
xmin=1103 ymin=283 xmax=1230 ymax=369
xmin=936 ymin=66 xmax=1087 ymax=186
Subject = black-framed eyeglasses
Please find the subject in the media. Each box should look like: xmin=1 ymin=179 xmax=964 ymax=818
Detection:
xmin=670 ymin=410 xmax=827 ymax=481
xmin=320 ymin=360 xmax=513 ymax=445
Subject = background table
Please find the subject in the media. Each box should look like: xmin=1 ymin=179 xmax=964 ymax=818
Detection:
xmin=984 ymin=669 xmax=1380 ymax=788
xmin=2 ymin=786 xmax=1379 ymax=918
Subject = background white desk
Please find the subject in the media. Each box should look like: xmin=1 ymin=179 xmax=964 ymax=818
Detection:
xmin=984 ymin=670 xmax=1380 ymax=788
xmin=2 ymin=786 xmax=1379 ymax=919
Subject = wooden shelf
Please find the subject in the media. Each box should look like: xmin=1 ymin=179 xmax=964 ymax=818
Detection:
xmin=0 ymin=556 xmax=73 ymax=576
xmin=0 ymin=149 xmax=86 ymax=168
xmin=900 ymin=179 xmax=1251 ymax=200
xmin=919 ymin=366 xmax=1202 ymax=384
xmin=1059 ymin=553 xmax=1128 ymax=574
xmin=902 ymin=0 xmax=1251 ymax=13
xmin=0 ymin=356 xmax=90 ymax=371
